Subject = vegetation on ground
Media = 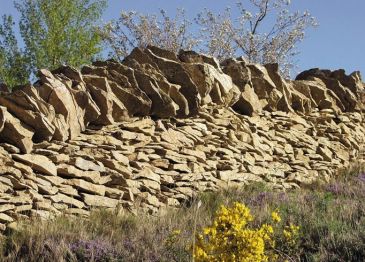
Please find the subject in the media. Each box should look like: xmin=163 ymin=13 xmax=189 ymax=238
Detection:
xmin=0 ymin=164 xmax=364 ymax=261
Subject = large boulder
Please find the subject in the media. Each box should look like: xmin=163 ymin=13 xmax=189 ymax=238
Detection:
xmin=179 ymin=50 xmax=221 ymax=70
xmin=125 ymin=60 xmax=178 ymax=118
xmin=265 ymin=64 xmax=311 ymax=114
xmin=183 ymin=62 xmax=240 ymax=107
xmin=124 ymin=49 xmax=188 ymax=116
xmin=83 ymin=75 xmax=128 ymax=123
xmin=52 ymin=65 xmax=84 ymax=83
xmin=232 ymin=84 xmax=262 ymax=116
xmin=69 ymin=83 xmax=101 ymax=126
xmin=179 ymin=50 xmax=241 ymax=106
xmin=248 ymin=64 xmax=280 ymax=111
xmin=222 ymin=58 xmax=262 ymax=116
xmin=36 ymin=69 xmax=84 ymax=139
xmin=292 ymin=79 xmax=343 ymax=113
xmin=19 ymin=85 xmax=69 ymax=141
xmin=221 ymin=58 xmax=251 ymax=88
xmin=83 ymin=61 xmax=152 ymax=117
xmin=0 ymin=106 xmax=34 ymax=153
xmin=0 ymin=91 xmax=55 ymax=142
xmin=126 ymin=46 xmax=200 ymax=117
xmin=51 ymin=66 xmax=102 ymax=126
xmin=83 ymin=81 xmax=114 ymax=125
xmin=331 ymin=69 xmax=363 ymax=94
xmin=296 ymin=68 xmax=359 ymax=112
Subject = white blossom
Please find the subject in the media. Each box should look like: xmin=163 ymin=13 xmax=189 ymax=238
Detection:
xmin=100 ymin=0 xmax=317 ymax=77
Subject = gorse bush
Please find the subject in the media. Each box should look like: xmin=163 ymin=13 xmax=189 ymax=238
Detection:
xmin=194 ymin=202 xmax=300 ymax=262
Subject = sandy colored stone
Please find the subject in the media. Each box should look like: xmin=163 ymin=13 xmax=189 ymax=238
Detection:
xmin=66 ymin=179 xmax=106 ymax=196
xmin=49 ymin=193 xmax=85 ymax=209
xmin=72 ymin=157 xmax=105 ymax=172
xmin=57 ymin=164 xmax=101 ymax=184
xmin=0 ymin=106 xmax=34 ymax=153
xmin=81 ymin=193 xmax=119 ymax=208
xmin=0 ymin=213 xmax=14 ymax=223
xmin=0 ymin=204 xmax=15 ymax=212
xmin=12 ymin=154 xmax=57 ymax=176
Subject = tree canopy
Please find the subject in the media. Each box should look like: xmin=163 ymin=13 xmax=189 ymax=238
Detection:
xmin=0 ymin=0 xmax=107 ymax=87
xmin=0 ymin=15 xmax=29 ymax=87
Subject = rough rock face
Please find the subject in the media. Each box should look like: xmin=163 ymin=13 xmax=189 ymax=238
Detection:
xmin=296 ymin=68 xmax=363 ymax=112
xmin=0 ymin=46 xmax=365 ymax=232
xmin=0 ymin=106 xmax=34 ymax=153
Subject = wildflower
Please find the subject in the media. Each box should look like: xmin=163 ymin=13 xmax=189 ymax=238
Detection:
xmin=172 ymin=229 xmax=181 ymax=235
xmin=283 ymin=229 xmax=292 ymax=239
xmin=194 ymin=202 xmax=300 ymax=261
xmin=271 ymin=211 xmax=281 ymax=223
xmin=283 ymin=223 xmax=300 ymax=246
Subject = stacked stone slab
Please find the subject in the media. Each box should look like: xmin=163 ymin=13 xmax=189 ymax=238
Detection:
xmin=0 ymin=46 xmax=365 ymax=232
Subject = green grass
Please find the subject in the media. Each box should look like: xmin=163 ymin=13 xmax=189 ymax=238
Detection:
xmin=1 ymin=163 xmax=365 ymax=261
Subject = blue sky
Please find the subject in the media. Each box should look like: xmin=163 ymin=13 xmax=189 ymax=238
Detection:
xmin=1 ymin=0 xmax=364 ymax=77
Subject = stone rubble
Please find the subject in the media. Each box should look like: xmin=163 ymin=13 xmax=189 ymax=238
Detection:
xmin=0 ymin=46 xmax=365 ymax=231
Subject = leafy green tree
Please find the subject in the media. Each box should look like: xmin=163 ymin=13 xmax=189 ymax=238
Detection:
xmin=15 ymin=0 xmax=107 ymax=74
xmin=0 ymin=0 xmax=107 ymax=88
xmin=0 ymin=15 xmax=29 ymax=87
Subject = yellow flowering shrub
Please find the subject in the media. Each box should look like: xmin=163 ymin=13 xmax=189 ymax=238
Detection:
xmin=271 ymin=211 xmax=281 ymax=223
xmin=194 ymin=202 xmax=300 ymax=262
xmin=283 ymin=224 xmax=300 ymax=246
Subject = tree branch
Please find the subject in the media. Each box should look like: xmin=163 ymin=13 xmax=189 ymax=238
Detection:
xmin=251 ymin=0 xmax=269 ymax=35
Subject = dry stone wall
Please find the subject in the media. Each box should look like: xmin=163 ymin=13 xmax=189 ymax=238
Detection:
xmin=0 ymin=46 xmax=365 ymax=232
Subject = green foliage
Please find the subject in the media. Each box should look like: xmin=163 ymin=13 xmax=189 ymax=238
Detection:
xmin=0 ymin=15 xmax=29 ymax=87
xmin=15 ymin=0 xmax=107 ymax=74
xmin=0 ymin=0 xmax=107 ymax=88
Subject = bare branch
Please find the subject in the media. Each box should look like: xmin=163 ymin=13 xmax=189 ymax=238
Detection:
xmin=101 ymin=9 xmax=199 ymax=61
xmin=100 ymin=0 xmax=317 ymax=77
xmin=251 ymin=0 xmax=269 ymax=35
xmin=197 ymin=0 xmax=317 ymax=77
